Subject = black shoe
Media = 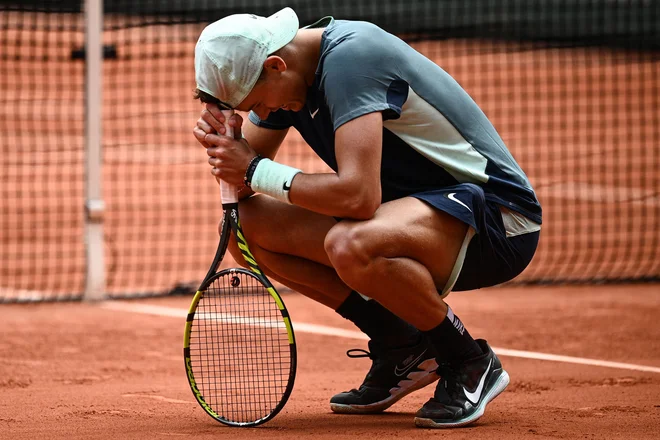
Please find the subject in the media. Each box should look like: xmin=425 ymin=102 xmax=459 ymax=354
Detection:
xmin=330 ymin=337 xmax=439 ymax=414
xmin=414 ymin=340 xmax=509 ymax=428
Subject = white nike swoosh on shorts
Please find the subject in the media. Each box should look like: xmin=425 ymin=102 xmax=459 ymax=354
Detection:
xmin=448 ymin=192 xmax=472 ymax=212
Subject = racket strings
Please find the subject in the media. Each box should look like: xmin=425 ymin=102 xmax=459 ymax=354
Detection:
xmin=189 ymin=271 xmax=291 ymax=423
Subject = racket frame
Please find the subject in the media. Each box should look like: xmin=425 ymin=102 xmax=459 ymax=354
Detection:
xmin=183 ymin=111 xmax=296 ymax=427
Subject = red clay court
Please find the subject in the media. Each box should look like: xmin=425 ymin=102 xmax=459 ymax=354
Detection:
xmin=2 ymin=285 xmax=659 ymax=439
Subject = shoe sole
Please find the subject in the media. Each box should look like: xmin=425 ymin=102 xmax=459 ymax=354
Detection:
xmin=414 ymin=369 xmax=510 ymax=428
xmin=330 ymin=359 xmax=440 ymax=414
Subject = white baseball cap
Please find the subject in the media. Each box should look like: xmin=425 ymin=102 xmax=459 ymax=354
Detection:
xmin=195 ymin=7 xmax=300 ymax=109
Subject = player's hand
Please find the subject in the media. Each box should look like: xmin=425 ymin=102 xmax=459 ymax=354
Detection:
xmin=193 ymin=103 xmax=232 ymax=148
xmin=203 ymin=111 xmax=256 ymax=186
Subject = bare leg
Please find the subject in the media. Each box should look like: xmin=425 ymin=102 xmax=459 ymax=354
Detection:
xmin=324 ymin=197 xmax=468 ymax=331
xmin=235 ymin=240 xmax=351 ymax=309
xmin=227 ymin=194 xmax=350 ymax=308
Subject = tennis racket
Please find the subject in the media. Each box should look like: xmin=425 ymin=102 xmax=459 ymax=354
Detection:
xmin=184 ymin=110 xmax=297 ymax=427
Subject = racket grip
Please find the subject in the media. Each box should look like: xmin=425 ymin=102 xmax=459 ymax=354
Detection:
xmin=219 ymin=109 xmax=239 ymax=204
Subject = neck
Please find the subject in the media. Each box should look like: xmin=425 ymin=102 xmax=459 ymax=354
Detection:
xmin=286 ymin=28 xmax=325 ymax=87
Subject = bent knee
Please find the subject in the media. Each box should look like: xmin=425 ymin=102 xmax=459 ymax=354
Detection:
xmin=324 ymin=222 xmax=375 ymax=274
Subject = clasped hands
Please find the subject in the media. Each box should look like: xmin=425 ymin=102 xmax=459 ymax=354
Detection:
xmin=192 ymin=103 xmax=257 ymax=186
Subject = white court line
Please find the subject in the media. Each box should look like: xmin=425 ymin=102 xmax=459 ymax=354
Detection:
xmin=122 ymin=394 xmax=191 ymax=404
xmin=0 ymin=288 xmax=48 ymax=302
xmin=101 ymin=302 xmax=660 ymax=375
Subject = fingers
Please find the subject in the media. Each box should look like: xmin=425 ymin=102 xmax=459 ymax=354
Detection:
xmin=208 ymin=155 xmax=221 ymax=168
xmin=193 ymin=126 xmax=211 ymax=148
xmin=200 ymin=109 xmax=226 ymax=135
xmin=207 ymin=157 xmax=232 ymax=181
xmin=203 ymin=134 xmax=239 ymax=165
xmin=207 ymin=154 xmax=224 ymax=179
xmin=203 ymin=104 xmax=228 ymax=135
xmin=204 ymin=133 xmax=247 ymax=162
xmin=200 ymin=105 xmax=245 ymax=137
xmin=193 ymin=104 xmax=236 ymax=147
xmin=194 ymin=106 xmax=251 ymax=186
xmin=203 ymin=133 xmax=234 ymax=148
xmin=229 ymin=113 xmax=244 ymax=140
xmin=196 ymin=117 xmax=214 ymax=134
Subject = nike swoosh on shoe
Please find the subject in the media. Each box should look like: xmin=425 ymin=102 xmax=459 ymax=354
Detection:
xmin=463 ymin=358 xmax=492 ymax=405
xmin=394 ymin=349 xmax=428 ymax=377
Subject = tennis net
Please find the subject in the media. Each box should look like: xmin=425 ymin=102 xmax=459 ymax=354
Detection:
xmin=1 ymin=0 xmax=658 ymax=302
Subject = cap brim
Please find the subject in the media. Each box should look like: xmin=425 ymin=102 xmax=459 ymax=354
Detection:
xmin=264 ymin=7 xmax=299 ymax=54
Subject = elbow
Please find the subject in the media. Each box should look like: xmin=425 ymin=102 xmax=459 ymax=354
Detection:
xmin=332 ymin=174 xmax=381 ymax=219
xmin=342 ymin=192 xmax=381 ymax=220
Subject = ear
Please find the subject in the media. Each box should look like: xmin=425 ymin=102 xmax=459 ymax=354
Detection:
xmin=263 ymin=55 xmax=287 ymax=73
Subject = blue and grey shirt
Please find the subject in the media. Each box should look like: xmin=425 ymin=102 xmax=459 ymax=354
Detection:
xmin=249 ymin=17 xmax=542 ymax=224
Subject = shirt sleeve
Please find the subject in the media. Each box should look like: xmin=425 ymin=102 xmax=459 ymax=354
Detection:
xmin=320 ymin=26 xmax=407 ymax=131
xmin=248 ymin=109 xmax=293 ymax=130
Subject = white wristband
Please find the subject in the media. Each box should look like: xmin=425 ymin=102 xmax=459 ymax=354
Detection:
xmin=251 ymin=159 xmax=302 ymax=204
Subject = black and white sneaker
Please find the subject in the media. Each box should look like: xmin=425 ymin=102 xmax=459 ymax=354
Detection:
xmin=414 ymin=339 xmax=510 ymax=428
xmin=330 ymin=337 xmax=439 ymax=414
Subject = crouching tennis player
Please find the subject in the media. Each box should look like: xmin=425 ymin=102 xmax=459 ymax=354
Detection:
xmin=192 ymin=7 xmax=541 ymax=428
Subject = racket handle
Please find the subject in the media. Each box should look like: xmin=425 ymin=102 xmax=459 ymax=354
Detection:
xmin=219 ymin=109 xmax=239 ymax=204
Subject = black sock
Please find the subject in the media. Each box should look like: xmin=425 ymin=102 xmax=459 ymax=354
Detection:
xmin=423 ymin=306 xmax=482 ymax=363
xmin=335 ymin=291 xmax=421 ymax=348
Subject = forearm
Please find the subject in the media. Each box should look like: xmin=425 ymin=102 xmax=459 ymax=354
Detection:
xmin=288 ymin=172 xmax=381 ymax=220
xmin=206 ymin=111 xmax=384 ymax=215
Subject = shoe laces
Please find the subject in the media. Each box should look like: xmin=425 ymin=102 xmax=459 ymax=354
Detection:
xmin=345 ymin=339 xmax=386 ymax=361
xmin=345 ymin=346 xmax=388 ymax=386
xmin=436 ymin=362 xmax=460 ymax=379
xmin=433 ymin=362 xmax=461 ymax=402
xmin=346 ymin=348 xmax=373 ymax=360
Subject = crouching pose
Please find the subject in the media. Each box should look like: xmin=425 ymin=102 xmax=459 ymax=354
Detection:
xmin=193 ymin=7 xmax=541 ymax=428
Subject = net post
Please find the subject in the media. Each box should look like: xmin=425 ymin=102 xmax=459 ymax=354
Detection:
xmin=83 ymin=0 xmax=106 ymax=302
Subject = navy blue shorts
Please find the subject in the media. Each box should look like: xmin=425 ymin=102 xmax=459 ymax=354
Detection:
xmin=412 ymin=183 xmax=540 ymax=291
